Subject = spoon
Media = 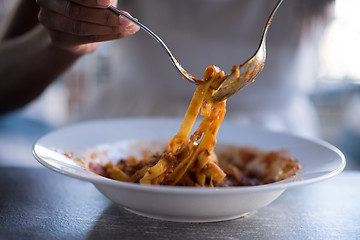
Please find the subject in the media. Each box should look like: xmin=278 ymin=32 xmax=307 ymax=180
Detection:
xmin=108 ymin=0 xmax=284 ymax=101
xmin=212 ymin=0 xmax=284 ymax=102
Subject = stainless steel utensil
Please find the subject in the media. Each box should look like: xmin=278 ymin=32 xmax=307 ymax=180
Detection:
xmin=109 ymin=0 xmax=284 ymax=101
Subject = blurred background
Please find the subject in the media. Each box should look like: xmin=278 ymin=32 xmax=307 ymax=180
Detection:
xmin=311 ymin=0 xmax=360 ymax=169
xmin=0 ymin=0 xmax=359 ymax=169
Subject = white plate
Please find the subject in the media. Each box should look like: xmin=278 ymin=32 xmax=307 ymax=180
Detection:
xmin=33 ymin=118 xmax=346 ymax=222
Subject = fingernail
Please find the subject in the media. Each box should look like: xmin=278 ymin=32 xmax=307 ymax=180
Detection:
xmin=97 ymin=0 xmax=110 ymax=7
xmin=126 ymin=25 xmax=140 ymax=34
xmin=119 ymin=16 xmax=131 ymax=26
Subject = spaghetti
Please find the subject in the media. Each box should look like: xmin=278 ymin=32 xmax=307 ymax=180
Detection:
xmin=88 ymin=65 xmax=301 ymax=187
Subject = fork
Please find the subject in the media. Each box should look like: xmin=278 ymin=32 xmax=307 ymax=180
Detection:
xmin=108 ymin=5 xmax=203 ymax=85
xmin=108 ymin=0 xmax=284 ymax=101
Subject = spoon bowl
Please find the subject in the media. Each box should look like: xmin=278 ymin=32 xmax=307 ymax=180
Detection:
xmin=212 ymin=0 xmax=284 ymax=101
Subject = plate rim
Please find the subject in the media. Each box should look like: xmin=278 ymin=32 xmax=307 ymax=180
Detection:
xmin=33 ymin=117 xmax=346 ymax=195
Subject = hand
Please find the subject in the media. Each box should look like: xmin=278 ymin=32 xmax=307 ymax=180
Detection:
xmin=36 ymin=0 xmax=140 ymax=55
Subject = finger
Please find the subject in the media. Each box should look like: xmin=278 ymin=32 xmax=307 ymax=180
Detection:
xmin=65 ymin=4 xmax=128 ymax=27
xmin=39 ymin=8 xmax=139 ymax=36
xmin=37 ymin=0 xmax=131 ymax=26
xmin=48 ymin=29 xmax=135 ymax=47
xmin=70 ymin=0 xmax=117 ymax=8
xmin=37 ymin=0 xmax=113 ymax=9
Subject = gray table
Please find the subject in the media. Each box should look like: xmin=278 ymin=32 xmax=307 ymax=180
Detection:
xmin=0 ymin=167 xmax=359 ymax=240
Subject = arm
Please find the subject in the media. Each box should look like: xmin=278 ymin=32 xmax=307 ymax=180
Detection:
xmin=0 ymin=0 xmax=139 ymax=115
xmin=0 ymin=25 xmax=81 ymax=114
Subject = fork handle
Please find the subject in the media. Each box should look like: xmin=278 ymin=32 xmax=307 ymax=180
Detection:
xmin=108 ymin=6 xmax=200 ymax=84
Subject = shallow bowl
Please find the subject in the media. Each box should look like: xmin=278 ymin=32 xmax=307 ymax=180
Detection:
xmin=33 ymin=118 xmax=346 ymax=222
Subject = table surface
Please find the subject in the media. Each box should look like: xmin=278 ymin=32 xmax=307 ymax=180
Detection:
xmin=0 ymin=167 xmax=359 ymax=240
